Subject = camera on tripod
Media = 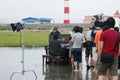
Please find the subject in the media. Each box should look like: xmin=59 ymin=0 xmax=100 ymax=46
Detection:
xmin=93 ymin=13 xmax=104 ymax=21
xmin=10 ymin=22 xmax=25 ymax=32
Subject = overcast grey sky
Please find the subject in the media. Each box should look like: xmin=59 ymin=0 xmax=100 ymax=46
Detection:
xmin=0 ymin=0 xmax=119 ymax=23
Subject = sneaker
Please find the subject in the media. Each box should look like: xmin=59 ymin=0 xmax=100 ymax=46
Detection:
xmin=90 ymin=65 xmax=94 ymax=69
xmin=46 ymin=61 xmax=50 ymax=64
xmin=92 ymin=68 xmax=97 ymax=72
xmin=87 ymin=65 xmax=90 ymax=70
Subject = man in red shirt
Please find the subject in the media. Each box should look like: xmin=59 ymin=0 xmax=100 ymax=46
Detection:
xmin=98 ymin=17 xmax=120 ymax=80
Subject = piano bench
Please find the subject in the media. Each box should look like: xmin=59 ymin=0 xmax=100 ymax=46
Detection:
xmin=42 ymin=54 xmax=64 ymax=65
xmin=42 ymin=54 xmax=52 ymax=65
xmin=51 ymin=56 xmax=64 ymax=64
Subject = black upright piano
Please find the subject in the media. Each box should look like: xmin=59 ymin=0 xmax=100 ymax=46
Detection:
xmin=48 ymin=34 xmax=71 ymax=64
xmin=49 ymin=34 xmax=71 ymax=52
xmin=49 ymin=34 xmax=71 ymax=47
xmin=58 ymin=34 xmax=71 ymax=47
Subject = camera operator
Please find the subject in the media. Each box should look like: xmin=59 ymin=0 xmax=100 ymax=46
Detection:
xmin=84 ymin=27 xmax=93 ymax=70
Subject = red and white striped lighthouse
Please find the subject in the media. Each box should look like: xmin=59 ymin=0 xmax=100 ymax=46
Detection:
xmin=64 ymin=0 xmax=70 ymax=24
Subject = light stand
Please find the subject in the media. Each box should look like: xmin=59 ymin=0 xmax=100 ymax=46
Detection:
xmin=10 ymin=23 xmax=37 ymax=80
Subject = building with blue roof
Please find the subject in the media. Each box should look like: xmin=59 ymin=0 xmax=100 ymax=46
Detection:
xmin=22 ymin=17 xmax=52 ymax=23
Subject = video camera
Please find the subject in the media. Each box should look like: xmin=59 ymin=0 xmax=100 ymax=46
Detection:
xmin=10 ymin=22 xmax=25 ymax=32
xmin=93 ymin=13 xmax=104 ymax=21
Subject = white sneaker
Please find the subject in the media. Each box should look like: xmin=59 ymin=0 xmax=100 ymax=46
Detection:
xmin=118 ymin=69 xmax=120 ymax=75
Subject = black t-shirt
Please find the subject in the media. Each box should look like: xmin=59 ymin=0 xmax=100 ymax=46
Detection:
xmin=49 ymin=39 xmax=62 ymax=56
xmin=49 ymin=31 xmax=60 ymax=42
xmin=91 ymin=27 xmax=101 ymax=47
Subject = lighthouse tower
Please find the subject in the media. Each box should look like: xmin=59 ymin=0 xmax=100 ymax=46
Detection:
xmin=64 ymin=0 xmax=70 ymax=24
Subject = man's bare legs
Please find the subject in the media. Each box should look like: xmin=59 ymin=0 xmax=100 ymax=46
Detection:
xmin=98 ymin=75 xmax=104 ymax=80
xmin=85 ymin=57 xmax=89 ymax=66
xmin=112 ymin=76 xmax=118 ymax=80
xmin=92 ymin=47 xmax=98 ymax=71
xmin=85 ymin=57 xmax=91 ymax=70
xmin=92 ymin=60 xmax=97 ymax=71
xmin=98 ymin=75 xmax=118 ymax=80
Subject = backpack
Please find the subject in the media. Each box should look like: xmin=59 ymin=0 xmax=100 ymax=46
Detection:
xmin=84 ymin=40 xmax=92 ymax=50
xmin=91 ymin=28 xmax=100 ymax=40
xmin=91 ymin=27 xmax=100 ymax=47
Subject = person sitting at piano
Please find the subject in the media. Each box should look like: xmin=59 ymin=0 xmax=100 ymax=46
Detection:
xmin=49 ymin=26 xmax=61 ymax=42
xmin=49 ymin=33 xmax=65 ymax=57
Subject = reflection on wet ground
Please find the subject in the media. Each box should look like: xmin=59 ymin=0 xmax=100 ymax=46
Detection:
xmin=43 ymin=64 xmax=120 ymax=80
xmin=42 ymin=64 xmax=98 ymax=80
xmin=0 ymin=47 xmax=120 ymax=80
xmin=43 ymin=65 xmax=71 ymax=80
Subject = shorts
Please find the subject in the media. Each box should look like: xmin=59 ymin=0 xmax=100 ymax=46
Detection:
xmin=71 ymin=48 xmax=82 ymax=63
xmin=97 ymin=57 xmax=118 ymax=76
xmin=92 ymin=47 xmax=98 ymax=60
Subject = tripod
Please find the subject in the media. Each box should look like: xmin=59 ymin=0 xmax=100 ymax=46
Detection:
xmin=10 ymin=30 xmax=37 ymax=80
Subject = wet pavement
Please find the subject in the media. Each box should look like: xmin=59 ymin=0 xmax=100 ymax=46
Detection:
xmin=0 ymin=47 xmax=120 ymax=80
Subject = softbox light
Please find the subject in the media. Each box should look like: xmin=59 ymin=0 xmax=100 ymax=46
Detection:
xmin=10 ymin=22 xmax=25 ymax=32
xmin=10 ymin=23 xmax=17 ymax=32
xmin=94 ymin=13 xmax=104 ymax=21
xmin=16 ymin=22 xmax=24 ymax=32
xmin=10 ymin=22 xmax=37 ymax=80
